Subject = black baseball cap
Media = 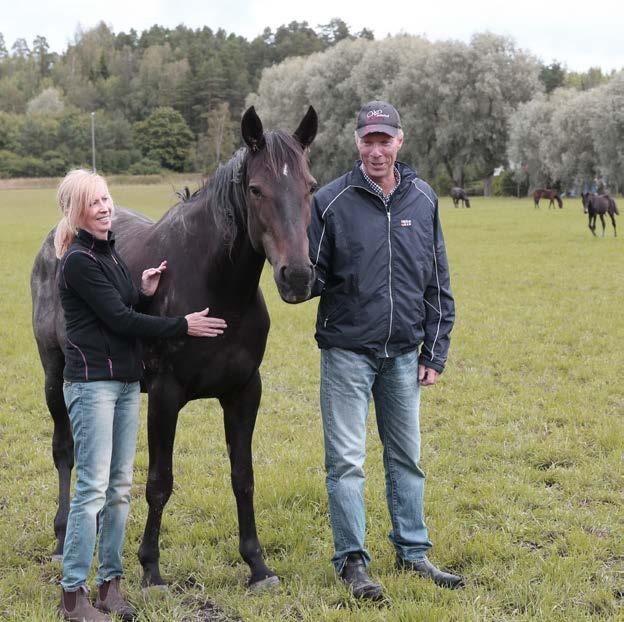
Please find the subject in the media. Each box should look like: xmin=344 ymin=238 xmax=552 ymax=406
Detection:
xmin=356 ymin=100 xmax=402 ymax=138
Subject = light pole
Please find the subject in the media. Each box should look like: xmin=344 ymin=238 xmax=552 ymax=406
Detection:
xmin=90 ymin=112 xmax=96 ymax=173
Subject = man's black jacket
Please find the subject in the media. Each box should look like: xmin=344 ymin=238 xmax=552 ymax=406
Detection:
xmin=59 ymin=229 xmax=187 ymax=382
xmin=308 ymin=161 xmax=454 ymax=373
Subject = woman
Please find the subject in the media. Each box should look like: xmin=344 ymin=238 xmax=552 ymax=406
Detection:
xmin=55 ymin=169 xmax=227 ymax=622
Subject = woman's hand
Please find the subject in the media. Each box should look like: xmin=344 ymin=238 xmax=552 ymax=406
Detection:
xmin=140 ymin=260 xmax=167 ymax=297
xmin=185 ymin=307 xmax=227 ymax=337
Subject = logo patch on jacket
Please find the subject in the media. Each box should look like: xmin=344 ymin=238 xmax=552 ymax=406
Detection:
xmin=400 ymin=219 xmax=412 ymax=227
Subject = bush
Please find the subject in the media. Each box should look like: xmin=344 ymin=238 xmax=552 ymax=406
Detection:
xmin=41 ymin=150 xmax=69 ymax=177
xmin=0 ymin=150 xmax=48 ymax=177
xmin=431 ymin=170 xmax=454 ymax=196
xmin=465 ymin=179 xmax=485 ymax=196
xmin=493 ymin=169 xmax=529 ymax=197
xmin=128 ymin=158 xmax=162 ymax=175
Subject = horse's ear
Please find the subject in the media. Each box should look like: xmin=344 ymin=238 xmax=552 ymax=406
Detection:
xmin=241 ymin=106 xmax=266 ymax=152
xmin=293 ymin=106 xmax=318 ymax=149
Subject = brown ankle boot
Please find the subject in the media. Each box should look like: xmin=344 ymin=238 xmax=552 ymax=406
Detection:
xmin=60 ymin=586 xmax=111 ymax=621
xmin=95 ymin=577 xmax=136 ymax=621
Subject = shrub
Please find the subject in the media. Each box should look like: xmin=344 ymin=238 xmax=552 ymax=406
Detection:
xmin=128 ymin=158 xmax=161 ymax=175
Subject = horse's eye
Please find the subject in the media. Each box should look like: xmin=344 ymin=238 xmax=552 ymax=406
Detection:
xmin=249 ymin=186 xmax=262 ymax=198
xmin=310 ymin=183 xmax=318 ymax=194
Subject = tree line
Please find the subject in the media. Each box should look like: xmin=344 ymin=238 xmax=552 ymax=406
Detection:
xmin=0 ymin=23 xmax=619 ymax=194
xmin=0 ymin=19 xmax=372 ymax=177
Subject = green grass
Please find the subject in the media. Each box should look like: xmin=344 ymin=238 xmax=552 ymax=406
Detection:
xmin=0 ymin=188 xmax=622 ymax=621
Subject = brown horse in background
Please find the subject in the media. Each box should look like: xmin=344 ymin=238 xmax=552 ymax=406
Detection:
xmin=533 ymin=188 xmax=563 ymax=209
xmin=581 ymin=192 xmax=618 ymax=237
xmin=451 ymin=187 xmax=471 ymax=208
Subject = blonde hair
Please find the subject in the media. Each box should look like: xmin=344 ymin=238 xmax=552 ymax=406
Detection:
xmin=53 ymin=169 xmax=114 ymax=258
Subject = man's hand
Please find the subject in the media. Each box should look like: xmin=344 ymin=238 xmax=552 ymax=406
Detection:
xmin=140 ymin=260 xmax=167 ymax=297
xmin=418 ymin=364 xmax=439 ymax=386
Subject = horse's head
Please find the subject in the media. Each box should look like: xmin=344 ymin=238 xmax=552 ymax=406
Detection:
xmin=241 ymin=106 xmax=318 ymax=303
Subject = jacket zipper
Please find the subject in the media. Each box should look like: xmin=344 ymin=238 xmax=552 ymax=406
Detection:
xmin=354 ymin=185 xmax=395 ymax=358
xmin=383 ymin=207 xmax=393 ymax=357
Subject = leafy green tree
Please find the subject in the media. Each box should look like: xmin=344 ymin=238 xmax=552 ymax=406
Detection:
xmin=11 ymin=38 xmax=30 ymax=58
xmin=17 ymin=114 xmax=59 ymax=157
xmin=0 ymin=33 xmax=8 ymax=59
xmin=539 ymin=61 xmax=566 ymax=93
xmin=134 ymin=106 xmax=193 ymax=170
xmin=0 ymin=112 xmax=22 ymax=150
xmin=318 ymin=18 xmax=352 ymax=45
xmin=32 ymin=35 xmax=51 ymax=77
xmin=193 ymin=101 xmax=237 ymax=174
xmin=0 ymin=76 xmax=28 ymax=112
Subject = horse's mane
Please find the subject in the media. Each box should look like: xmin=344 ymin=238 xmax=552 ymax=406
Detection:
xmin=181 ymin=130 xmax=306 ymax=249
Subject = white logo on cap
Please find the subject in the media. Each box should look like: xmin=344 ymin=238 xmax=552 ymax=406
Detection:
xmin=367 ymin=110 xmax=390 ymax=119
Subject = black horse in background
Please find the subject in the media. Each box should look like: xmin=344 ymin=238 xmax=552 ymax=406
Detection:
xmin=451 ymin=187 xmax=471 ymax=208
xmin=31 ymin=106 xmax=318 ymax=590
xmin=581 ymin=192 xmax=618 ymax=237
xmin=533 ymin=188 xmax=563 ymax=209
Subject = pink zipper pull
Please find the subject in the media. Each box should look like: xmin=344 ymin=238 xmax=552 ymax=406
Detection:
xmin=108 ymin=358 xmax=113 ymax=377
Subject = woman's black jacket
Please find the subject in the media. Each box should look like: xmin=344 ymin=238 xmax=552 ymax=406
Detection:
xmin=59 ymin=229 xmax=187 ymax=382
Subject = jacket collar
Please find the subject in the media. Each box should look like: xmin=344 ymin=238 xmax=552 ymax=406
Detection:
xmin=351 ymin=160 xmax=418 ymax=188
xmin=76 ymin=228 xmax=116 ymax=252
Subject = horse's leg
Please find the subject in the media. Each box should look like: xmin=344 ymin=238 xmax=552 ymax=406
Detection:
xmin=599 ymin=213 xmax=606 ymax=236
xmin=609 ymin=213 xmax=617 ymax=237
xmin=220 ymin=371 xmax=278 ymax=589
xmin=138 ymin=375 xmax=185 ymax=587
xmin=589 ymin=214 xmax=596 ymax=236
xmin=45 ymin=350 xmax=73 ymax=560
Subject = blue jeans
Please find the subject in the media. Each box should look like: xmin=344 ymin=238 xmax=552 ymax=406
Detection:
xmin=61 ymin=380 xmax=140 ymax=591
xmin=320 ymin=348 xmax=432 ymax=572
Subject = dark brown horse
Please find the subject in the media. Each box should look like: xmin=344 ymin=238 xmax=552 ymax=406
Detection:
xmin=451 ymin=187 xmax=470 ymax=208
xmin=581 ymin=192 xmax=618 ymax=237
xmin=31 ymin=106 xmax=318 ymax=589
xmin=533 ymin=188 xmax=563 ymax=209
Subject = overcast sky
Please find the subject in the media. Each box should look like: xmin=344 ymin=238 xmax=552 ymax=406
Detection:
xmin=3 ymin=0 xmax=624 ymax=72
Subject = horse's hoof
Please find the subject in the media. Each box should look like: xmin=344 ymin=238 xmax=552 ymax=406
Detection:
xmin=51 ymin=554 xmax=63 ymax=563
xmin=248 ymin=574 xmax=280 ymax=592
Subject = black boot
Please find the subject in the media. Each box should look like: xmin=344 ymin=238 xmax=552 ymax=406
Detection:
xmin=340 ymin=553 xmax=384 ymax=600
xmin=396 ymin=556 xmax=465 ymax=589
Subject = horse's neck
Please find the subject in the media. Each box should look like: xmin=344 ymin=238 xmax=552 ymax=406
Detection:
xmin=151 ymin=198 xmax=265 ymax=306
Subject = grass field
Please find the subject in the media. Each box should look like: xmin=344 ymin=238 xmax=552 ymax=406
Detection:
xmin=0 ymin=185 xmax=622 ymax=621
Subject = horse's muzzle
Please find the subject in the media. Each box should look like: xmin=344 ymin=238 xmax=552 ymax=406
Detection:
xmin=274 ymin=263 xmax=314 ymax=303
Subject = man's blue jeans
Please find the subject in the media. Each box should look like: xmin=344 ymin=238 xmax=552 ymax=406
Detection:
xmin=61 ymin=380 xmax=140 ymax=591
xmin=320 ymin=348 xmax=432 ymax=572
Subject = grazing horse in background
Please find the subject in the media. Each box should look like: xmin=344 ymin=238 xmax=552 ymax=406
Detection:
xmin=31 ymin=106 xmax=318 ymax=590
xmin=451 ymin=187 xmax=471 ymax=208
xmin=581 ymin=192 xmax=618 ymax=237
xmin=533 ymin=188 xmax=563 ymax=209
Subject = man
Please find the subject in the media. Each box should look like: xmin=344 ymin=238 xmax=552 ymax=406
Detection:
xmin=308 ymin=101 xmax=463 ymax=600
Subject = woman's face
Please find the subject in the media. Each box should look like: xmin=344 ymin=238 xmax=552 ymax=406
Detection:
xmin=79 ymin=179 xmax=112 ymax=240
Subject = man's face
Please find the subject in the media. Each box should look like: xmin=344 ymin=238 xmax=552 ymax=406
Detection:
xmin=356 ymin=132 xmax=403 ymax=184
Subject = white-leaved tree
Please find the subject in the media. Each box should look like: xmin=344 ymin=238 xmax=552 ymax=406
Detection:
xmin=26 ymin=87 xmax=65 ymax=116
xmin=249 ymin=34 xmax=541 ymax=191
xmin=590 ymin=72 xmax=624 ymax=192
